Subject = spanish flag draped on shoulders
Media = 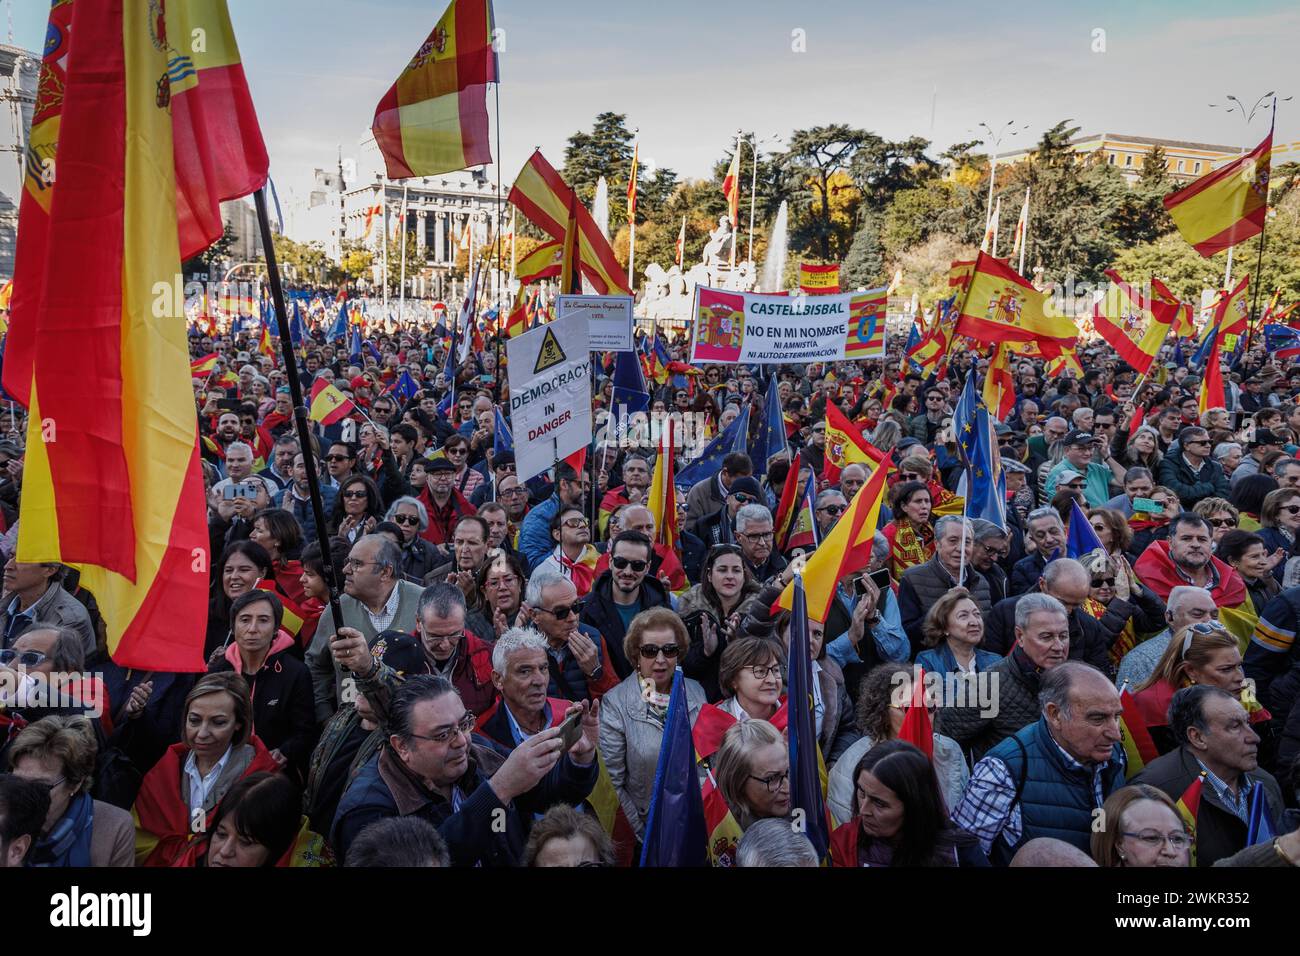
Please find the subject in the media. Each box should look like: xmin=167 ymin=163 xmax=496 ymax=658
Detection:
xmin=6 ymin=0 xmax=268 ymax=672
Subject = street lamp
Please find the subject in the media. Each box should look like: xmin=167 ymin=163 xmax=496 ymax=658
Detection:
xmin=738 ymin=132 xmax=783 ymax=263
xmin=974 ymin=120 xmax=1030 ymax=230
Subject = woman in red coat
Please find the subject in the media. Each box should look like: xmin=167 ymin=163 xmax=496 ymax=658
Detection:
xmin=132 ymin=672 xmax=279 ymax=867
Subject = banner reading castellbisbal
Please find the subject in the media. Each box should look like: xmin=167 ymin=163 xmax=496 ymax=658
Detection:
xmin=690 ymin=285 xmax=888 ymax=364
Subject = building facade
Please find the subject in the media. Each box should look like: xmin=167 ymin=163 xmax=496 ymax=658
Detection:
xmin=997 ymin=132 xmax=1243 ymax=184
xmin=0 ymin=43 xmax=39 ymax=280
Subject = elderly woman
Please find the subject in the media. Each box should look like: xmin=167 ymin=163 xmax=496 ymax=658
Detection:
xmin=1192 ymin=497 xmax=1240 ymax=545
xmin=524 ymin=804 xmax=616 ymax=867
xmin=177 ymin=772 xmax=308 ymax=867
xmin=915 ymin=588 xmax=1000 ymax=681
xmin=1256 ymin=487 xmax=1300 ymax=584
xmin=1091 ymin=784 xmax=1190 ymax=868
xmin=442 ymin=433 xmax=485 ymax=499
xmin=8 ymin=716 xmax=135 ymax=866
xmin=1079 ymin=549 xmax=1167 ymax=669
xmin=132 ymin=672 xmax=279 ymax=866
xmin=208 ymin=590 xmax=316 ymax=780
xmin=829 ymin=740 xmax=986 ymax=867
xmin=713 ymin=719 xmax=790 ymax=856
xmin=828 ymin=662 xmax=968 ymax=821
xmin=1213 ymin=442 xmax=1244 ymax=480
xmin=465 ymin=549 xmax=526 ymax=643
xmin=598 ymin=608 xmax=707 ymax=840
xmin=1216 ymin=530 xmax=1283 ymax=615
xmin=881 ymin=480 xmax=935 ymax=578
xmin=680 ymin=545 xmax=762 ymax=702
xmin=384 ymin=495 xmax=441 ymax=583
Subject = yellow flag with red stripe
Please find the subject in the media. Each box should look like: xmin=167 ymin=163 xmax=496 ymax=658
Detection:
xmin=1163 ymin=130 xmax=1271 ymax=257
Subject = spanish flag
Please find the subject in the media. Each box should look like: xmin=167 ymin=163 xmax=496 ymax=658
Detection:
xmin=258 ymin=324 xmax=275 ymax=359
xmin=1175 ymin=773 xmax=1206 ymax=866
xmin=772 ymin=451 xmax=803 ymax=550
xmin=954 ymin=252 xmax=1076 ymax=353
xmin=190 ymin=353 xmax=219 ymax=377
xmin=509 ymin=150 xmax=630 ymax=295
xmin=627 ymin=141 xmax=639 ymax=217
xmin=1199 ymin=275 xmax=1249 ymax=415
xmin=1118 ymin=685 xmax=1159 ymax=776
xmin=10 ymin=0 xmax=266 ymax=671
xmin=947 ymin=259 xmax=975 ymax=292
xmin=1044 ymin=348 xmax=1083 ymax=380
xmin=723 ymin=145 xmax=741 ymax=226
xmin=1091 ymin=269 xmax=1177 ymax=377
xmin=1164 ymin=129 xmax=1271 ymax=258
xmin=982 ymin=342 xmax=1017 ymax=420
xmin=309 ymin=379 xmax=357 ymax=426
xmin=371 ymin=0 xmax=497 ymax=179
xmin=503 ymin=292 xmax=530 ymax=339
xmin=774 ymin=454 xmax=889 ymax=623
xmin=516 ymin=240 xmax=563 ymax=285
xmin=1152 ymin=278 xmax=1195 ymax=339
xmin=823 ymin=403 xmax=882 ymax=483
xmin=647 ymin=423 xmax=678 ymax=553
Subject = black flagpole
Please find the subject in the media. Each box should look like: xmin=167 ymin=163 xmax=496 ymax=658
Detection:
xmin=254 ymin=187 xmax=344 ymax=623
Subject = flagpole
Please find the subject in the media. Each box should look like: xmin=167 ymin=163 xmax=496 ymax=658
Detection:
xmin=746 ymin=134 xmax=757 ymax=264
xmin=1245 ymin=99 xmax=1278 ymax=353
xmin=381 ymin=175 xmax=389 ymax=312
xmin=253 ymin=187 xmax=344 ymax=628
xmin=729 ymin=132 xmax=741 ymax=268
xmin=494 ymin=83 xmax=505 ymax=404
xmin=398 ymin=184 xmax=409 ymax=325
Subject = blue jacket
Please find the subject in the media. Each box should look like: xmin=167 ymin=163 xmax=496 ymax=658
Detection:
xmin=915 ymin=643 xmax=1002 ymax=681
xmin=519 ymin=494 xmax=561 ymax=572
xmin=985 ymin=716 xmax=1126 ymax=865
xmin=1008 ymin=552 xmax=1049 ymax=597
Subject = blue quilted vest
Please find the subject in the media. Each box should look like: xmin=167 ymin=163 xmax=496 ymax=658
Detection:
xmin=986 ymin=716 xmax=1126 ymax=865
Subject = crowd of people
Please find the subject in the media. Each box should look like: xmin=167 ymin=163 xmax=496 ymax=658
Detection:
xmin=1 ymin=306 xmax=1300 ymax=870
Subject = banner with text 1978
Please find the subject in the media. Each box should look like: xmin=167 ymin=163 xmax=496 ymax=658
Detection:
xmin=689 ymin=285 xmax=888 ymax=364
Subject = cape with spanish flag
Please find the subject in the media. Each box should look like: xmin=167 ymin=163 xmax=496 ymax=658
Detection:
xmin=7 ymin=0 xmax=267 ymax=672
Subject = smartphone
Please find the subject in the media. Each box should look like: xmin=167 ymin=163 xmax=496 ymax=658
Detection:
xmin=556 ymin=710 xmax=583 ymax=751
xmin=216 ymin=399 xmax=241 ymax=410
xmin=1132 ymin=497 xmax=1162 ymax=514
xmin=868 ymin=567 xmax=892 ymax=593
xmin=221 ymin=483 xmax=239 ymax=501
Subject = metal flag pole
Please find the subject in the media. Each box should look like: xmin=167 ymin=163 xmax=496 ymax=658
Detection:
xmin=253 ymin=187 xmax=344 ymax=623
xmin=494 ymin=83 xmax=505 ymax=401
xmin=398 ymin=184 xmax=409 ymax=325
xmin=381 ymin=175 xmax=390 ymax=312
xmin=1245 ymin=97 xmax=1279 ymax=352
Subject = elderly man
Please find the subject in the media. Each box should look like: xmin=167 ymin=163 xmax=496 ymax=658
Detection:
xmin=259 ymin=433 xmax=299 ymax=492
xmin=1115 ymin=586 xmax=1218 ymax=689
xmin=209 ymin=441 xmax=274 ymax=526
xmin=1158 ymin=426 xmax=1231 ymax=508
xmin=953 ymin=661 xmax=1126 ymax=864
xmin=838 ymin=463 xmax=868 ymax=502
xmin=898 ymin=515 xmax=993 ymax=656
xmin=734 ymin=502 xmax=786 ymax=582
xmin=1273 ymin=457 xmax=1300 ymax=491
xmin=970 ymin=519 xmax=1012 ymax=604
xmin=813 ymin=489 xmax=849 ymax=540
xmin=1045 ymin=430 xmax=1124 ymax=506
xmin=597 ymin=454 xmax=651 ymax=536
xmin=938 ymin=594 xmax=1073 ymax=762
xmin=1133 ymin=513 xmax=1248 ymax=608
xmin=983 ymin=558 xmax=1117 ymax=675
xmin=523 ymin=568 xmax=619 ymax=701
xmin=419 ymin=458 xmax=478 ymax=547
xmin=1229 ymin=430 xmax=1284 ymax=489
xmin=473 ymin=628 xmax=579 ymax=757
xmin=0 ymin=560 xmax=96 ymax=658
xmin=1008 ymin=507 xmax=1067 ymax=596
xmin=0 ymin=625 xmax=102 ymax=722
xmin=579 ymin=531 xmax=673 ymax=679
xmin=1132 ymin=686 xmax=1284 ymax=867
xmin=330 ymin=674 xmax=598 ymax=866
xmin=307 ymin=534 xmax=425 ymax=723
xmin=426 ymin=515 xmax=492 ymax=591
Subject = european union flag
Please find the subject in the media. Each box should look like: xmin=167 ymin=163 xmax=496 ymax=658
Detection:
xmin=493 ymin=405 xmax=513 ymax=455
xmin=1245 ymin=783 xmax=1275 ymax=846
xmin=903 ymin=320 xmax=922 ymax=372
xmin=964 ymin=406 xmax=1007 ymax=531
xmin=1065 ymin=498 xmax=1105 ymax=559
xmin=952 ymin=367 xmax=980 ymax=464
xmin=365 ymin=339 xmax=382 ymax=364
xmin=639 ymin=669 xmax=708 ymax=867
xmin=290 ymin=301 xmax=307 ymax=348
xmin=348 ymin=323 xmax=362 ymax=365
xmin=729 ymin=404 xmax=751 ymax=457
xmin=392 ymin=371 xmax=420 ymax=403
xmin=787 ymin=574 xmax=830 ymax=861
xmin=611 ymin=349 xmax=649 ymax=415
xmin=327 ymin=299 xmax=348 ymax=341
xmin=675 ymin=415 xmax=746 ymax=490
xmin=750 ymin=375 xmax=788 ymax=468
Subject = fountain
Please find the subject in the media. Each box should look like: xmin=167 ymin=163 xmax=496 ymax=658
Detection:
xmin=759 ymin=201 xmax=788 ymax=293
xmin=592 ymin=176 xmax=609 ymax=239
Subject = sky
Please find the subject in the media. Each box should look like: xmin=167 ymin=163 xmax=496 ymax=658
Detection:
xmin=11 ymin=0 xmax=1300 ymax=207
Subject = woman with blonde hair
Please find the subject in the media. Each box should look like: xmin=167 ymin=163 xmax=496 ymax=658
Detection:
xmin=1091 ymin=784 xmax=1190 ymax=867
xmin=714 ymin=719 xmax=790 ymax=835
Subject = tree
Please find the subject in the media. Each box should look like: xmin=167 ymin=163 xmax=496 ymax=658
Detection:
xmin=561 ymin=112 xmax=636 ymax=231
xmin=840 ymin=212 xmax=884 ymax=289
xmin=778 ymin=124 xmax=868 ymax=259
xmin=849 ymin=134 xmax=941 ymax=212
xmin=895 ymin=232 xmax=979 ymax=307
xmin=272 ymin=233 xmax=337 ymax=285
xmin=339 ymin=241 xmax=374 ymax=283
xmin=183 ymin=223 xmax=236 ymax=277
xmin=881 ymin=184 xmax=958 ymax=263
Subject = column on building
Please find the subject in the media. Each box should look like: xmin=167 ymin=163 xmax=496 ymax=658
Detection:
xmin=434 ymin=209 xmax=446 ymax=264
xmin=416 ymin=208 xmax=428 ymax=256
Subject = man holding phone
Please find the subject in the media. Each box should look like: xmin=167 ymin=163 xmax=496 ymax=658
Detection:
xmin=1044 ymin=430 xmax=1125 ymax=507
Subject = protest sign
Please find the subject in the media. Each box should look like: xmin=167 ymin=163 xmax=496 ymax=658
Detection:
xmin=689 ymin=285 xmax=888 ymax=363
xmin=507 ymin=312 xmax=592 ymax=482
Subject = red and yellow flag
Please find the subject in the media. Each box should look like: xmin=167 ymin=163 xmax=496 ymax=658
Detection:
xmin=723 ymin=146 xmax=741 ymax=226
xmin=982 ymin=342 xmax=1017 ymax=420
xmin=10 ymin=0 xmax=265 ymax=671
xmin=772 ymin=452 xmax=803 ymax=551
xmin=1199 ymin=275 xmax=1250 ymax=415
xmin=1151 ymin=278 xmax=1195 ymax=339
xmin=309 ymin=379 xmax=357 ymax=426
xmin=1175 ymin=773 xmax=1206 ymax=865
xmin=515 ymin=240 xmax=562 ymax=285
xmin=1118 ymin=686 xmax=1159 ymax=776
xmin=509 ymin=150 xmax=630 ymax=294
xmin=1044 ymin=348 xmax=1083 ymax=379
xmin=371 ymin=0 xmax=497 ymax=179
xmin=647 ymin=423 xmax=678 ymax=553
xmin=626 ymin=141 xmax=639 ymax=217
xmin=843 ymin=287 xmax=888 ymax=358
xmin=954 ymin=252 xmax=1076 ymax=353
xmin=1091 ymin=269 xmax=1177 ymax=377
xmin=799 ymin=263 xmax=841 ymax=295
xmin=947 ymin=259 xmax=975 ymax=293
xmin=1164 ymin=130 xmax=1271 ymax=257
xmin=258 ymin=324 xmax=275 ymax=359
xmin=823 ymin=402 xmax=882 ymax=483
xmin=190 ymin=354 xmax=219 ymax=377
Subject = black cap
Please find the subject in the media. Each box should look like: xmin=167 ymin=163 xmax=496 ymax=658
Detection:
xmin=492 ymin=449 xmax=515 ymax=467
xmin=1250 ymin=428 xmax=1283 ymax=448
xmin=1063 ymin=429 xmax=1095 ymax=446
xmin=427 ymin=456 xmax=457 ymax=473
xmin=728 ymin=476 xmax=765 ymax=501
xmin=367 ymin=630 xmax=433 ymax=677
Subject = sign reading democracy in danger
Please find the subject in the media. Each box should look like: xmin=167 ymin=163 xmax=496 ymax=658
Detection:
xmin=689 ymin=284 xmax=888 ymax=364
xmin=507 ymin=312 xmax=592 ymax=483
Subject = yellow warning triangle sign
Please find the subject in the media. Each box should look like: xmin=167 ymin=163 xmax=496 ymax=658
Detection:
xmin=533 ymin=326 xmax=568 ymax=375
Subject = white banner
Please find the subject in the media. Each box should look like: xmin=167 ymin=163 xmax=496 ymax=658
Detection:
xmin=556 ymin=294 xmax=634 ymax=351
xmin=506 ymin=313 xmax=592 ymax=483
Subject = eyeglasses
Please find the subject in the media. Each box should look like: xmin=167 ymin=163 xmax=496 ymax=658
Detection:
xmin=537 ymin=601 xmax=583 ymax=619
xmin=898 ymin=472 xmax=922 ymax=482
xmin=325 ymin=454 xmax=351 ymax=462
xmin=446 ymin=447 xmax=468 ymax=456
xmin=392 ymin=514 xmax=421 ymax=526
xmin=1207 ymin=517 xmax=1236 ymax=528
xmin=1185 ymin=439 xmax=1211 ymax=446
xmin=748 ymin=770 xmax=790 ymax=793
xmin=738 ymin=530 xmax=774 ymax=541
xmin=745 ymin=663 xmax=782 ymax=681
xmin=30 ymin=776 xmax=66 ymax=793
xmin=342 ymin=489 xmax=368 ymax=499
xmin=611 ymin=556 xmax=648 ymax=572
xmin=732 ymin=494 xmax=756 ymax=505
xmin=408 ymin=712 xmax=476 ymax=745
xmin=979 ymin=542 xmax=1009 ymax=558
xmin=817 ymin=505 xmax=846 ymax=516
xmin=639 ymin=643 xmax=680 ymax=660
xmin=1280 ymin=504 xmax=1300 ymax=515
xmin=1122 ymin=830 xmax=1192 ymax=851
xmin=561 ymin=518 xmax=589 ymax=529
xmin=0 ymin=649 xmax=47 ymax=667
xmin=500 ymin=487 xmax=526 ymax=497
xmin=342 ymin=557 xmax=379 ymax=570
xmin=1090 ymin=577 xmax=1116 ymax=588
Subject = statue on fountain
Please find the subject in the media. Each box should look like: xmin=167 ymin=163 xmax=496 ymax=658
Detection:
xmin=701 ymin=215 xmax=733 ymax=271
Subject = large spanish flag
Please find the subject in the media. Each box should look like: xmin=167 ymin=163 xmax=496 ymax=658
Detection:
xmin=1092 ymin=269 xmax=1177 ymax=377
xmin=509 ymin=150 xmax=631 ymax=295
xmin=371 ymin=0 xmax=497 ymax=179
xmin=12 ymin=0 xmax=264 ymax=671
xmin=1164 ymin=130 xmax=1271 ymax=258
xmin=1151 ymin=277 xmax=1195 ymax=339
xmin=954 ymin=252 xmax=1076 ymax=351
xmin=823 ymin=402 xmax=882 ymax=483
xmin=981 ymin=342 xmax=1017 ymax=421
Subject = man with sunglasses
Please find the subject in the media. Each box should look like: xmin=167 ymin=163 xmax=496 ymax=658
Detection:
xmin=695 ymin=476 xmax=765 ymax=549
xmin=908 ymin=387 xmax=950 ymax=445
xmin=322 ymin=441 xmax=359 ymax=490
xmin=519 ymin=462 xmax=588 ymax=573
xmin=684 ymin=452 xmax=753 ymax=529
xmin=521 ymin=568 xmax=618 ymax=702
xmin=813 ymin=489 xmax=849 ymax=539
xmin=469 ymin=450 xmax=518 ymax=508
xmin=580 ymin=531 xmax=673 ymax=678
xmin=331 ymin=672 xmax=598 ymax=866
xmin=1157 ymin=426 xmax=1230 ymax=509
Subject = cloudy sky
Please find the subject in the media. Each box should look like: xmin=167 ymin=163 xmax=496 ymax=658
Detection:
xmin=12 ymin=0 xmax=1299 ymax=203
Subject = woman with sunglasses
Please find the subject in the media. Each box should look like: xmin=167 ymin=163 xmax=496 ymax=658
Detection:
xmin=1078 ymin=550 xmax=1166 ymax=671
xmin=829 ymin=740 xmax=986 ymax=868
xmin=1130 ymin=621 xmax=1269 ymax=756
xmin=441 ymin=435 xmax=485 ymax=500
xmin=597 ymin=608 xmax=706 ymax=842
xmin=1256 ymin=488 xmax=1300 ymax=585
xmin=329 ymin=474 xmax=382 ymax=544
xmin=1191 ymin=497 xmax=1240 ymax=547
xmin=680 ymin=545 xmax=761 ymax=702
xmin=1215 ymin=530 xmax=1283 ymax=616
xmin=383 ymin=495 xmax=442 ymax=583
xmin=881 ymin=481 xmax=934 ymax=579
